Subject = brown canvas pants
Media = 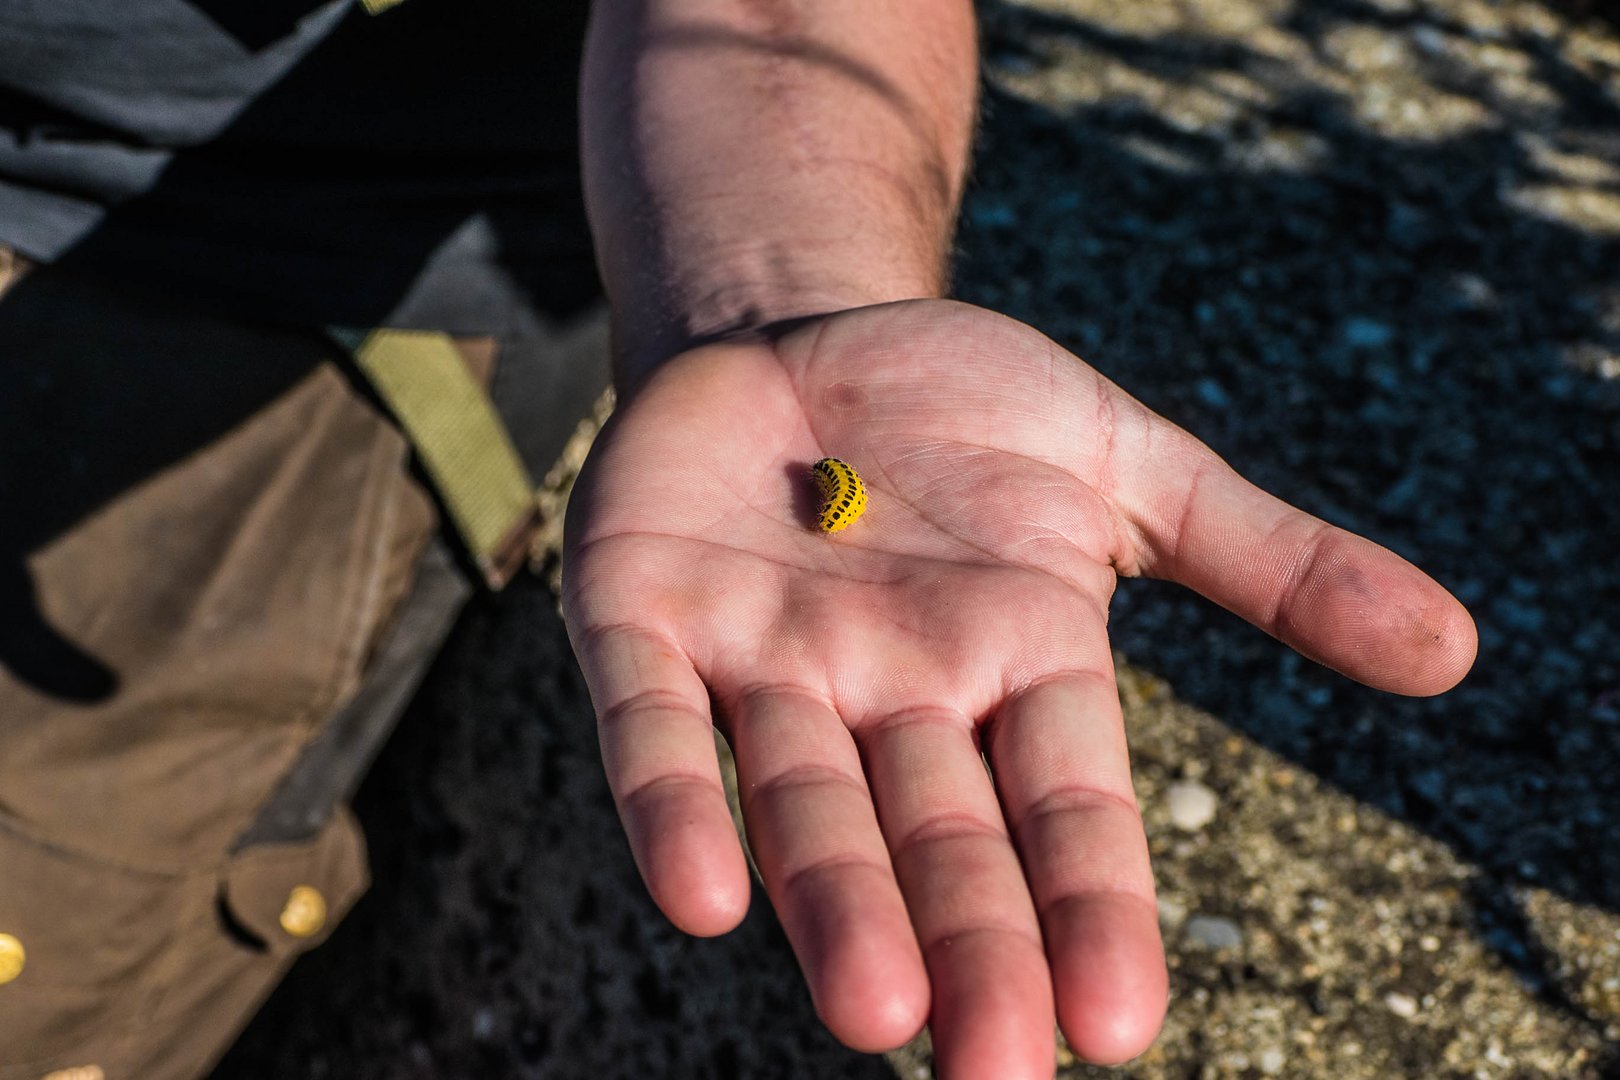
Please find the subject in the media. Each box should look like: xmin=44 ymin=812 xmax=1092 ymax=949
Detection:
xmin=0 ymin=254 xmax=489 ymax=1079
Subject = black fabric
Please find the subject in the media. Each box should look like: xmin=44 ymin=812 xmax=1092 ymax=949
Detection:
xmin=0 ymin=0 xmax=595 ymax=334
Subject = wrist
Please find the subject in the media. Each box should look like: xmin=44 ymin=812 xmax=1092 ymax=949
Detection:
xmin=610 ymin=236 xmax=948 ymax=392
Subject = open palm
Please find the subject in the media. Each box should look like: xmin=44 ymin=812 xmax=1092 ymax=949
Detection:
xmin=562 ymin=300 xmax=1476 ymax=1077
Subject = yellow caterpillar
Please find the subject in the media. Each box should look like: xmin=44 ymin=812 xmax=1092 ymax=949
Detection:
xmin=812 ymin=457 xmax=868 ymax=533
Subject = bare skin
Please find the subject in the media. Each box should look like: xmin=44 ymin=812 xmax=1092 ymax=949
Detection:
xmin=561 ymin=300 xmax=1478 ymax=1077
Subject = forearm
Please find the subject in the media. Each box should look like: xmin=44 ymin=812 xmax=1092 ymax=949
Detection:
xmin=581 ymin=0 xmax=979 ymax=387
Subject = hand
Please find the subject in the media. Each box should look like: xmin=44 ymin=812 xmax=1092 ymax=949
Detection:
xmin=561 ymin=300 xmax=1476 ymax=1077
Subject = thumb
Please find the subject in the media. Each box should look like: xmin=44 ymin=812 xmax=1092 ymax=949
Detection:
xmin=1112 ymin=415 xmax=1476 ymax=696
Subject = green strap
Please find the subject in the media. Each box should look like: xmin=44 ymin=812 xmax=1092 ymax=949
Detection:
xmin=352 ymin=329 xmax=540 ymax=590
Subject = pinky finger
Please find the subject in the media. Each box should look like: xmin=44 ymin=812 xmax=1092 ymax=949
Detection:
xmin=572 ymin=622 xmax=751 ymax=935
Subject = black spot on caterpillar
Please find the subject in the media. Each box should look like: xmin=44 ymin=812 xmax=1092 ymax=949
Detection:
xmin=812 ymin=457 xmax=868 ymax=533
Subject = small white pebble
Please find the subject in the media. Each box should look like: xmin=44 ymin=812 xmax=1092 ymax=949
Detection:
xmin=1186 ymin=915 xmax=1244 ymax=951
xmin=1385 ymin=991 xmax=1419 ymax=1018
xmin=1166 ymin=779 xmax=1219 ymax=831
xmin=1259 ymin=1047 xmax=1287 ymax=1075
